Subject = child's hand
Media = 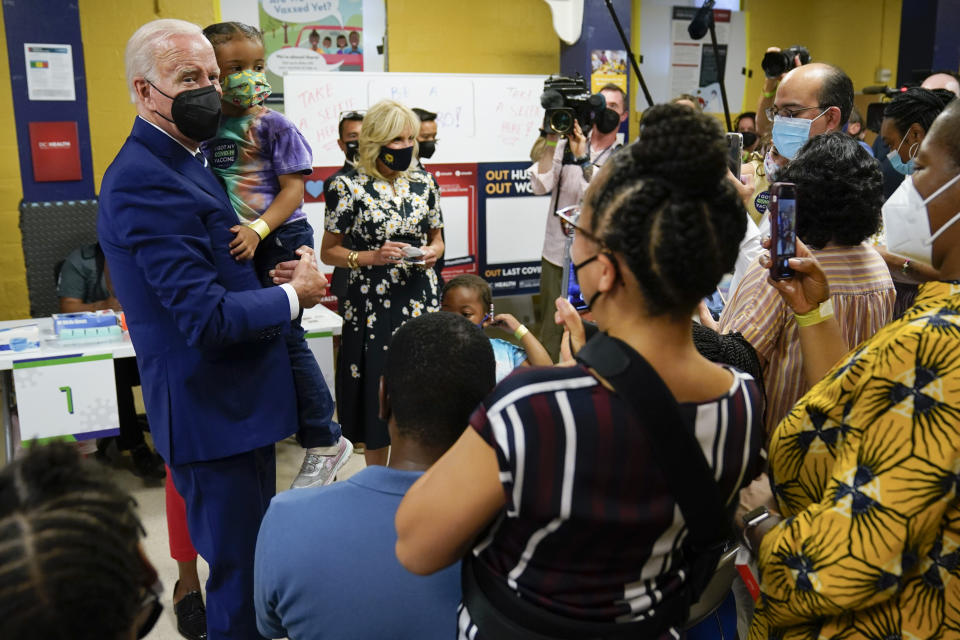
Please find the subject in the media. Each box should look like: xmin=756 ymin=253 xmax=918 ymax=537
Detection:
xmin=492 ymin=313 xmax=521 ymax=332
xmin=229 ymin=225 xmax=261 ymax=261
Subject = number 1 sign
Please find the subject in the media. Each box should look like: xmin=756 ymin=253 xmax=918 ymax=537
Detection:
xmin=13 ymin=353 xmax=120 ymax=442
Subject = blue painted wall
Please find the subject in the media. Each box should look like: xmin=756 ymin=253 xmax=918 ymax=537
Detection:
xmin=3 ymin=0 xmax=95 ymax=201
xmin=560 ymin=0 xmax=632 ymax=137
xmin=897 ymin=0 xmax=960 ymax=86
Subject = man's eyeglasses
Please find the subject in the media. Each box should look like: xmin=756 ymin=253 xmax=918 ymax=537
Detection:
xmin=763 ymin=105 xmax=824 ymax=120
xmin=554 ymin=205 xmax=603 ymax=244
xmin=339 ymin=110 xmax=366 ymax=122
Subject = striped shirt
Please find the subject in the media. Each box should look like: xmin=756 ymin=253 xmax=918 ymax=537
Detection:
xmin=718 ymin=243 xmax=894 ymax=438
xmin=459 ymin=361 xmax=764 ymax=639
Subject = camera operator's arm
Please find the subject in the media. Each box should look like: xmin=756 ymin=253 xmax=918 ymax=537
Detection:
xmin=756 ymin=47 xmax=802 ymax=137
xmin=529 ymin=133 xmax=564 ymax=196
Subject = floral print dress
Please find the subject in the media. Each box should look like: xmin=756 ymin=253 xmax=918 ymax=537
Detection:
xmin=325 ymin=168 xmax=442 ymax=449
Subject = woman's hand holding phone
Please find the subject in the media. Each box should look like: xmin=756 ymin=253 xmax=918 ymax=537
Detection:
xmin=760 ymin=236 xmax=830 ymax=314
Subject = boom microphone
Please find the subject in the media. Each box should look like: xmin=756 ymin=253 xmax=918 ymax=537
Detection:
xmin=687 ymin=0 xmax=716 ymax=40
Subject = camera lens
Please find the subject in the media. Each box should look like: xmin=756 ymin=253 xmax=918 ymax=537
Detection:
xmin=761 ymin=51 xmax=788 ymax=79
xmin=550 ymin=110 xmax=574 ymax=134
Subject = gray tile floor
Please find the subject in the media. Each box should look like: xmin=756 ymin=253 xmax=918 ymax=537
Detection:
xmin=107 ymin=436 xmax=367 ymax=640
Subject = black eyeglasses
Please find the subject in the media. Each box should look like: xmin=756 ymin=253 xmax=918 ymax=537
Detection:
xmin=764 ymin=105 xmax=825 ymax=120
xmin=554 ymin=205 xmax=604 ymax=244
xmin=339 ymin=110 xmax=366 ymax=121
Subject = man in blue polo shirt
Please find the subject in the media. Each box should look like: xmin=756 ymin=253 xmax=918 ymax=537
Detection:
xmin=254 ymin=312 xmax=495 ymax=640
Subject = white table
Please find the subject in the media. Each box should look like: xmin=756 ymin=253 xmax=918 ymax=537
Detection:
xmin=0 ymin=305 xmax=342 ymax=466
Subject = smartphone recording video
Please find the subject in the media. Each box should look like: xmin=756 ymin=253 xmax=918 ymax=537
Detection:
xmin=565 ymin=259 xmax=588 ymax=311
xmin=726 ymin=132 xmax=744 ymax=183
xmin=769 ymin=182 xmax=797 ymax=280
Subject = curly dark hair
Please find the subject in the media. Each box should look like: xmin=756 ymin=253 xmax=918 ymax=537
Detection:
xmin=776 ymin=132 xmax=882 ymax=248
xmin=202 ymin=21 xmax=263 ymax=48
xmin=0 ymin=442 xmax=147 ymax=640
xmin=883 ymin=87 xmax=955 ymax=137
xmin=587 ymin=103 xmax=746 ymax=317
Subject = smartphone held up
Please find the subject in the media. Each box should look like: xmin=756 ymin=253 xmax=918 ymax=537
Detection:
xmin=769 ymin=182 xmax=797 ymax=281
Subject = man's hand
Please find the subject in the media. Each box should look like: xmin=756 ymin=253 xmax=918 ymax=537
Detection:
xmin=735 ymin=473 xmax=780 ymax=527
xmin=567 ymin=121 xmax=588 ymax=159
xmin=229 ymin=225 xmax=261 ymax=261
xmin=288 ymin=247 xmax=328 ymax=309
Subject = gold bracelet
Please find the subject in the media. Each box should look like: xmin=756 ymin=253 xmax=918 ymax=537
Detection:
xmin=514 ymin=325 xmax=530 ymax=340
xmin=347 ymin=250 xmax=360 ymax=269
xmin=794 ymin=299 xmax=834 ymax=327
xmin=247 ymin=218 xmax=271 ymax=240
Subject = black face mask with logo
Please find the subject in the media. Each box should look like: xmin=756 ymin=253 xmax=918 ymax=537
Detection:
xmin=378 ymin=145 xmax=414 ymax=171
xmin=344 ymin=140 xmax=360 ymax=162
xmin=149 ymin=82 xmax=222 ymax=142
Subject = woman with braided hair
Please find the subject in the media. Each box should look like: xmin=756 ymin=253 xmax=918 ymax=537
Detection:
xmin=876 ymin=87 xmax=956 ymax=314
xmin=0 ymin=442 xmax=162 ymax=639
xmin=396 ymin=103 xmax=764 ymax=639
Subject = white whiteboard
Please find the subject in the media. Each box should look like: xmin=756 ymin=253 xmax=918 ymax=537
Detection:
xmin=284 ymin=72 xmax=547 ymax=166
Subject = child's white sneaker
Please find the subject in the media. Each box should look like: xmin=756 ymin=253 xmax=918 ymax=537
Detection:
xmin=290 ymin=437 xmax=353 ymax=489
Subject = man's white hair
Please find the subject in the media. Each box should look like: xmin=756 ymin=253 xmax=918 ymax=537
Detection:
xmin=125 ymin=19 xmax=204 ymax=101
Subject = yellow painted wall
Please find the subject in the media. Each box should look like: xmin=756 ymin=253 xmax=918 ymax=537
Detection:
xmin=386 ymin=0 xmax=559 ymax=74
xmin=79 ymin=0 xmax=219 ymax=193
xmin=0 ymin=7 xmax=29 ymax=320
xmin=742 ymin=0 xmax=901 ymax=118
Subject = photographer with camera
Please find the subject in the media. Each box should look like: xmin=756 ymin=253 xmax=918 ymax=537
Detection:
xmin=755 ymin=45 xmax=810 ymax=138
xmin=529 ymin=78 xmax=627 ymax=360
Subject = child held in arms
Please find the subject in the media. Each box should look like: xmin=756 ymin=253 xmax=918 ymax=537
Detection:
xmin=202 ymin=21 xmax=352 ymax=489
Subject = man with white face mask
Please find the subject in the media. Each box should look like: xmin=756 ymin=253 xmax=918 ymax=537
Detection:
xmin=739 ymin=99 xmax=960 ymax=640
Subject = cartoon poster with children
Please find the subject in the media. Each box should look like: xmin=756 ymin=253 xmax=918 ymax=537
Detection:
xmin=259 ymin=0 xmax=363 ymax=95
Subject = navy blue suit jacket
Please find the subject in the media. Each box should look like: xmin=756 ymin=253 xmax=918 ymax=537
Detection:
xmin=98 ymin=117 xmax=297 ymax=465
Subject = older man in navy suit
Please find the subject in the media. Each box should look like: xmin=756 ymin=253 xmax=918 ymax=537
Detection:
xmin=98 ymin=19 xmax=329 ymax=640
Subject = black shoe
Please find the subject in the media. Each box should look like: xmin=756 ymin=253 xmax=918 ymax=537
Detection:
xmin=129 ymin=443 xmax=166 ymax=480
xmin=174 ymin=581 xmax=207 ymax=640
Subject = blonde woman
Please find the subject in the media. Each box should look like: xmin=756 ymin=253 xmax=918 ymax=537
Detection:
xmin=321 ymin=99 xmax=444 ymax=466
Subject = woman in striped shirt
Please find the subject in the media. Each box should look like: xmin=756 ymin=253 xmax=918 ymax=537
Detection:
xmin=718 ymin=133 xmax=895 ymax=439
xmin=396 ymin=104 xmax=765 ymax=639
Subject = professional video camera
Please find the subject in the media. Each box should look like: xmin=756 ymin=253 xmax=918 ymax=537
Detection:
xmin=540 ymin=74 xmax=607 ymax=135
xmin=761 ymin=45 xmax=811 ymax=78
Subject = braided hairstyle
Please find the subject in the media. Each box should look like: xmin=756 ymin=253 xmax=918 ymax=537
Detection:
xmin=202 ymin=21 xmax=263 ymax=48
xmin=0 ymin=443 xmax=146 ymax=640
xmin=586 ymin=103 xmax=746 ymax=317
xmin=884 ymin=87 xmax=956 ymax=137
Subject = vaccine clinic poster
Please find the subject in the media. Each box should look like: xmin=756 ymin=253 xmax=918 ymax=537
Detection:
xmin=259 ymin=0 xmax=364 ymax=94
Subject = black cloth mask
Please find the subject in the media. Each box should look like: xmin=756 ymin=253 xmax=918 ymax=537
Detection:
xmin=149 ymin=82 xmax=222 ymax=142
xmin=740 ymin=131 xmax=758 ymax=149
xmin=418 ymin=140 xmax=436 ymax=159
xmin=344 ymin=140 xmax=359 ymax=162
xmin=595 ymin=108 xmax=621 ymax=134
xmin=379 ymin=145 xmax=414 ymax=171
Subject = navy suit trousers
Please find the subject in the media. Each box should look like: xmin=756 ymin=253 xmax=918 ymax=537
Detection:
xmin=170 ymin=445 xmax=276 ymax=640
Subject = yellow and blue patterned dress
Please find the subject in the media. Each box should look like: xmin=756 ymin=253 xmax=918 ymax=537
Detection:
xmin=752 ymin=281 xmax=960 ymax=639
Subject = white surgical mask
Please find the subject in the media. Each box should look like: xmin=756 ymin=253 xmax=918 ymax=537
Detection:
xmin=882 ymin=173 xmax=960 ymax=267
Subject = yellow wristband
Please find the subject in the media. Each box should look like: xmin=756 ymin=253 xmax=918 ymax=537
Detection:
xmin=545 ymin=140 xmax=557 ymax=147
xmin=762 ymin=90 xmax=776 ymax=99
xmin=514 ymin=325 xmax=530 ymax=340
xmin=794 ymin=299 xmax=834 ymax=327
xmin=247 ymin=218 xmax=271 ymax=240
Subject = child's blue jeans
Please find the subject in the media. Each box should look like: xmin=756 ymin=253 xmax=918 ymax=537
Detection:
xmin=254 ymin=218 xmax=341 ymax=448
